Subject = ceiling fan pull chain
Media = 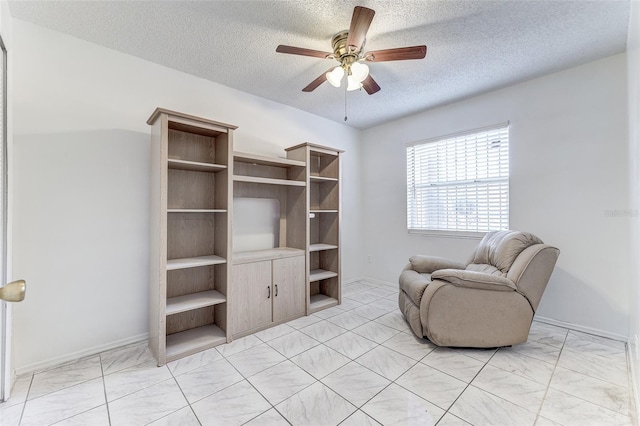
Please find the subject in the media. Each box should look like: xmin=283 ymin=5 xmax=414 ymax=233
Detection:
xmin=344 ymin=83 xmax=348 ymax=122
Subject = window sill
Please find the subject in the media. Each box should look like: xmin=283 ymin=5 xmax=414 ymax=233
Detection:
xmin=408 ymin=229 xmax=486 ymax=240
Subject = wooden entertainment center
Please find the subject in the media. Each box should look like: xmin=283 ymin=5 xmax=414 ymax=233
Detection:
xmin=147 ymin=108 xmax=342 ymax=365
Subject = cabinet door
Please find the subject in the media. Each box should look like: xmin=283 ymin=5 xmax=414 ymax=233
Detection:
xmin=272 ymin=256 xmax=306 ymax=323
xmin=231 ymin=260 xmax=272 ymax=335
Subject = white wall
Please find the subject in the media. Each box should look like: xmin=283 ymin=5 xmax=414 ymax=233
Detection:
xmin=362 ymin=53 xmax=630 ymax=338
xmin=627 ymin=0 xmax=640 ymax=410
xmin=10 ymin=19 xmax=363 ymax=373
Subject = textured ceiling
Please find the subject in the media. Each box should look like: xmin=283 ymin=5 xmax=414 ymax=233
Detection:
xmin=8 ymin=1 xmax=630 ymax=129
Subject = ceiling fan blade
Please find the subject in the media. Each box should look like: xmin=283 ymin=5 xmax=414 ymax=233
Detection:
xmin=302 ymin=69 xmax=333 ymax=92
xmin=366 ymin=45 xmax=427 ymax=62
xmin=276 ymin=45 xmax=332 ymax=59
xmin=346 ymin=6 xmax=375 ymax=51
xmin=362 ymin=74 xmax=381 ymax=95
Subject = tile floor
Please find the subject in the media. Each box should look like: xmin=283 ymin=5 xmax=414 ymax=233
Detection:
xmin=0 ymin=280 xmax=635 ymax=426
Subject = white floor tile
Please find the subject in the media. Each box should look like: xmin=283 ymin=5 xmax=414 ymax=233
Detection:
xmin=352 ymin=321 xmax=400 ymax=344
xmin=192 ymin=380 xmax=271 ymax=426
xmin=501 ymin=340 xmax=562 ymax=365
xmin=437 ymin=413 xmax=473 ymax=425
xmin=396 ymin=363 xmax=467 ymax=410
xmin=361 ymin=383 xmax=445 ymax=426
xmin=248 ymin=360 xmax=315 ymax=405
xmin=326 ymin=311 xmax=370 ymax=330
xmin=335 ymin=298 xmax=364 ymax=312
xmin=277 ymin=381 xmax=356 ymax=425
xmin=369 ymin=297 xmax=399 ymax=312
xmin=108 ymin=379 xmax=187 ymax=426
xmin=100 ymin=342 xmax=154 ymax=375
xmin=351 ymin=304 xmax=390 ymax=321
xmin=290 ymin=344 xmax=350 ymax=379
xmin=216 ymin=334 xmax=262 ymax=358
xmin=422 ymin=347 xmax=485 ymax=382
xmin=528 ymin=321 xmax=568 ymax=348
xmin=54 ymin=405 xmax=110 ymax=426
xmin=166 ymin=347 xmax=223 ymax=376
xmin=356 ymin=345 xmax=417 ymax=380
xmin=21 ymin=377 xmax=105 ymax=426
xmin=244 ymin=408 xmax=290 ymax=425
xmin=266 ymin=330 xmax=320 ymax=358
xmin=148 ymin=406 xmax=200 ymax=426
xmin=3 ymin=374 xmax=32 ymax=408
xmin=450 ymin=385 xmax=537 ymax=426
xmin=489 ymin=349 xmax=555 ymax=385
xmin=539 ymin=388 xmax=632 ymax=426
xmin=325 ymin=331 xmax=378 ymax=359
xmin=382 ymin=332 xmax=436 ymax=360
xmin=104 ymin=359 xmax=173 ymax=401
xmin=374 ymin=311 xmax=412 ymax=332
xmin=299 ymin=320 xmax=347 ymax=342
xmin=472 ymin=364 xmax=546 ymax=413
xmin=549 ymin=366 xmax=631 ymax=415
xmin=173 ymin=358 xmax=243 ymax=403
xmin=226 ymin=343 xmax=286 ymax=378
xmin=340 ymin=409 xmax=382 ymax=426
xmin=322 ymin=362 xmax=390 ymax=407
xmin=28 ymin=355 xmax=102 ymax=400
xmin=0 ymin=402 xmax=24 ymax=426
xmin=557 ymin=347 xmax=628 ymax=388
xmin=254 ymin=323 xmax=296 ymax=342
xmin=312 ymin=306 xmax=344 ymax=319
xmin=286 ymin=314 xmax=323 ymax=329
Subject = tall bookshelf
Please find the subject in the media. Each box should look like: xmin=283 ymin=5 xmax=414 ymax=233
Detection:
xmin=148 ymin=108 xmax=235 ymax=365
xmin=286 ymin=143 xmax=343 ymax=314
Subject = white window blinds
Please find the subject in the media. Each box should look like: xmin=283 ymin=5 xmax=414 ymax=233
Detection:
xmin=407 ymin=124 xmax=509 ymax=233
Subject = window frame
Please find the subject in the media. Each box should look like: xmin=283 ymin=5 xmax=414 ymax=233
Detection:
xmin=406 ymin=122 xmax=510 ymax=239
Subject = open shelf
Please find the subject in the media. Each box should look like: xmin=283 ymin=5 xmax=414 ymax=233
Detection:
xmin=167 ymin=209 xmax=227 ymax=213
xmin=166 ymin=290 xmax=226 ymax=315
xmin=168 ymin=159 xmax=227 ymax=173
xmin=310 ymin=269 xmax=338 ymax=281
xmin=309 ymin=294 xmax=339 ymax=312
xmin=309 ymin=244 xmax=338 ymax=252
xmin=233 ymin=175 xmax=306 ymax=186
xmin=167 ymin=255 xmax=226 ymax=271
xmin=234 ymin=151 xmax=306 ymax=168
xmin=310 ymin=175 xmax=338 ymax=182
xmin=165 ymin=324 xmax=226 ymax=361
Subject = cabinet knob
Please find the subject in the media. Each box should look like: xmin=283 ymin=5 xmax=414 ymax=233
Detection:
xmin=267 ymin=286 xmax=271 ymax=298
xmin=275 ymin=284 xmax=278 ymax=297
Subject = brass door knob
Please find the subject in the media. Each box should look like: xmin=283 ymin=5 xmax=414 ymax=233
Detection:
xmin=0 ymin=280 xmax=26 ymax=302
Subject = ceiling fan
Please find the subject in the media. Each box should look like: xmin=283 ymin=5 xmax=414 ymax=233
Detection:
xmin=276 ymin=6 xmax=427 ymax=95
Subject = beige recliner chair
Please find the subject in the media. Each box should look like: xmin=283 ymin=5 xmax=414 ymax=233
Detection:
xmin=399 ymin=230 xmax=559 ymax=347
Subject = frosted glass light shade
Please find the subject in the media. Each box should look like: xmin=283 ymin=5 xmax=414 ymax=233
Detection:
xmin=347 ymin=75 xmax=362 ymax=91
xmin=350 ymin=62 xmax=369 ymax=83
xmin=326 ymin=66 xmax=344 ymax=87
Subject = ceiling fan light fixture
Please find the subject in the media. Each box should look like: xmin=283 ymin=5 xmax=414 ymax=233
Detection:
xmin=350 ymin=61 xmax=369 ymax=83
xmin=326 ymin=66 xmax=344 ymax=87
xmin=347 ymin=75 xmax=363 ymax=91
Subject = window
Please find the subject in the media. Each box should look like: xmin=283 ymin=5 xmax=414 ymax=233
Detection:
xmin=406 ymin=124 xmax=509 ymax=235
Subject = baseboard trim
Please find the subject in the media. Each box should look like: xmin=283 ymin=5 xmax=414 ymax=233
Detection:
xmin=534 ymin=315 xmax=627 ymax=342
xmin=14 ymin=332 xmax=149 ymax=377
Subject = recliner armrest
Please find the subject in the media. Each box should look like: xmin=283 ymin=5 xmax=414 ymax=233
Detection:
xmin=409 ymin=255 xmax=466 ymax=274
xmin=431 ymin=269 xmax=517 ymax=292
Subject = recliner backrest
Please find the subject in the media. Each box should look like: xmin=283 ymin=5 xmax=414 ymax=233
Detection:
xmin=468 ymin=230 xmax=544 ymax=274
